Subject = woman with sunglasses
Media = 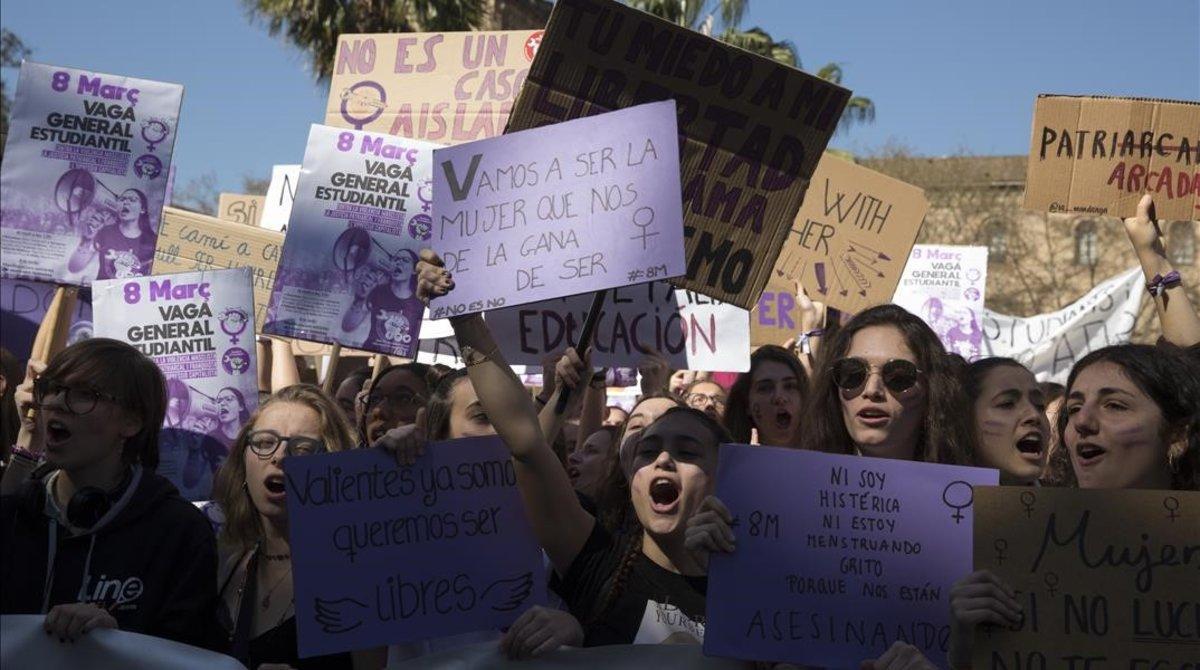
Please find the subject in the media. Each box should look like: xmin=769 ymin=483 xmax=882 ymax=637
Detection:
xmin=2 ymin=339 xmax=222 ymax=649
xmin=212 ymin=384 xmax=360 ymax=669
xmin=801 ymin=305 xmax=974 ymax=464
xmin=723 ymin=345 xmax=808 ymax=448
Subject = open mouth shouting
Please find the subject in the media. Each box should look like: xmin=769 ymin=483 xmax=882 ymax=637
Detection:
xmin=773 ymin=409 xmax=793 ymax=431
xmin=856 ymin=406 xmax=891 ymax=429
xmin=1015 ymin=432 xmax=1045 ymax=461
xmin=263 ymin=473 xmax=287 ymax=503
xmin=45 ymin=417 xmax=74 ymax=448
xmin=649 ymin=476 xmax=681 ymax=515
xmin=1074 ymin=442 xmax=1107 ymax=467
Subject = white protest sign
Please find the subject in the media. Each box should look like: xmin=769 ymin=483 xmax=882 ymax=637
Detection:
xmin=893 ymin=245 xmax=989 ymax=361
xmin=261 ymin=164 xmax=300 ymax=231
xmin=487 ymin=281 xmax=750 ymax=371
xmin=429 ymin=101 xmax=685 ymax=318
xmin=982 ymin=267 xmax=1143 ymax=385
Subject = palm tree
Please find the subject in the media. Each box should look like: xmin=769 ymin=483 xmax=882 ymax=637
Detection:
xmin=243 ymin=0 xmax=496 ymax=81
xmin=627 ymin=0 xmax=874 ymax=133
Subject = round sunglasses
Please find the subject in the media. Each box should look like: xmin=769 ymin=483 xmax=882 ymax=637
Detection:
xmin=831 ymin=358 xmax=922 ymax=395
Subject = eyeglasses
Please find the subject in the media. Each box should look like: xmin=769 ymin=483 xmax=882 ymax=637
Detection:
xmin=246 ymin=430 xmax=326 ymax=459
xmin=360 ymin=390 xmax=425 ymax=412
xmin=685 ymin=392 xmax=726 ymax=410
xmin=831 ymin=358 xmax=922 ymax=395
xmin=33 ymin=377 xmax=120 ymax=416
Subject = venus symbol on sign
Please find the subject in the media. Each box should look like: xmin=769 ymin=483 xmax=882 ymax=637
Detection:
xmin=629 ymin=207 xmax=658 ymax=250
xmin=941 ymin=480 xmax=974 ymax=524
xmin=993 ymin=538 xmax=1008 ymax=565
xmin=1020 ymin=491 xmax=1036 ymax=518
xmin=1043 ymin=572 xmax=1059 ymax=597
xmin=1163 ymin=496 xmax=1179 ymax=522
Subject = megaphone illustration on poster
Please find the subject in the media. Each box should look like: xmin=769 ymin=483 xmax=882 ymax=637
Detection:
xmin=54 ymin=168 xmax=121 ymax=230
xmin=164 ymin=378 xmax=218 ymax=430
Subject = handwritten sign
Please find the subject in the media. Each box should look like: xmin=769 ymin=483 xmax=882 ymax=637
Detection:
xmin=487 ymin=280 xmax=750 ymax=371
xmin=285 ymin=438 xmax=546 ymax=657
xmin=0 ymin=62 xmax=183 ymax=286
xmin=506 ymin=0 xmax=850 ymax=309
xmin=430 ymin=101 xmax=685 ymax=318
xmin=771 ymin=154 xmax=928 ymax=315
xmin=326 ymin=31 xmax=542 ymax=143
xmin=154 ymin=206 xmax=281 ymax=330
xmin=216 ymin=193 xmax=264 ymax=227
xmin=264 ymin=125 xmax=435 ymax=357
xmin=973 ymin=487 xmax=1200 ymax=668
xmin=1024 ymin=94 xmax=1200 ymax=220
xmin=704 ymin=444 xmax=999 ymax=667
xmin=893 ymin=245 xmax=988 ymax=361
xmin=262 ymin=164 xmax=300 ymax=232
xmin=93 ymin=268 xmax=259 ymax=500
xmin=0 ymin=278 xmax=92 ymax=362
xmin=983 ymin=267 xmax=1142 ymax=385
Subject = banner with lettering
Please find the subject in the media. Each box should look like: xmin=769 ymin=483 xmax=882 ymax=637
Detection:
xmin=430 ymin=101 xmax=685 ymax=318
xmin=285 ymin=438 xmax=546 ymax=657
xmin=893 ymin=245 xmax=989 ymax=361
xmin=264 ymin=125 xmax=436 ymax=357
xmin=973 ymin=487 xmax=1200 ymax=668
xmin=93 ymin=268 xmax=259 ymax=500
xmin=0 ymin=62 xmax=183 ymax=286
xmin=326 ymin=31 xmax=542 ymax=144
xmin=982 ymin=267 xmax=1143 ymax=385
xmin=704 ymin=444 xmax=999 ymax=667
xmin=261 ymin=164 xmax=300 ymax=232
xmin=486 ymin=281 xmax=750 ymax=371
xmin=506 ymin=0 xmax=851 ymax=309
xmin=0 ymin=278 xmax=93 ymax=362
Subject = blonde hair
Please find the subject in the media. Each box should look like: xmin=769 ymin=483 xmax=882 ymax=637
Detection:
xmin=213 ymin=384 xmax=356 ymax=551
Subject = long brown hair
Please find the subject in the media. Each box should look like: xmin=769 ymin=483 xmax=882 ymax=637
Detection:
xmin=723 ymin=345 xmax=809 ymax=444
xmin=213 ymin=384 xmax=356 ymax=551
xmin=800 ymin=305 xmax=974 ymax=465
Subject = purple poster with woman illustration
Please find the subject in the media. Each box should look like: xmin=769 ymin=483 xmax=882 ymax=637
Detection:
xmin=892 ymin=245 xmax=989 ymax=361
xmin=92 ymin=268 xmax=259 ymax=501
xmin=0 ymin=62 xmax=183 ymax=286
xmin=263 ymin=124 xmax=435 ymax=357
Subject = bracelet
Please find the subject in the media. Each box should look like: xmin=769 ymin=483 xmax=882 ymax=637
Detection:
xmin=798 ymin=329 xmax=824 ymax=355
xmin=10 ymin=446 xmax=39 ymax=464
xmin=460 ymin=345 xmax=496 ymax=368
xmin=1146 ymin=270 xmax=1182 ymax=297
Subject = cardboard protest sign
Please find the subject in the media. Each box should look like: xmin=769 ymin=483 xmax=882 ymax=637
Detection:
xmin=487 ymin=280 xmax=750 ymax=371
xmin=506 ymin=0 xmax=851 ymax=309
xmin=770 ymin=154 xmax=928 ymax=315
xmin=0 ymin=278 xmax=92 ymax=362
xmin=264 ymin=125 xmax=436 ymax=357
xmin=93 ymin=268 xmax=259 ymax=500
xmin=983 ymin=267 xmax=1142 ymax=385
xmin=216 ymin=193 xmax=264 ymax=227
xmin=750 ymin=278 xmax=806 ymax=347
xmin=430 ymin=101 xmax=685 ymax=318
xmin=704 ymin=444 xmax=999 ymax=667
xmin=154 ymin=206 xmax=282 ymax=329
xmin=326 ymin=31 xmax=542 ymax=143
xmin=972 ymin=487 xmax=1200 ymax=668
xmin=1024 ymin=94 xmax=1200 ymax=220
xmin=285 ymin=437 xmax=546 ymax=657
xmin=893 ymin=245 xmax=988 ymax=361
xmin=0 ymin=62 xmax=183 ymax=286
xmin=261 ymin=164 xmax=300 ymax=231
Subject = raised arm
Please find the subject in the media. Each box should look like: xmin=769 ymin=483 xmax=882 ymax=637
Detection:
xmin=269 ymin=337 xmax=300 ymax=392
xmin=417 ymin=250 xmax=594 ymax=573
xmin=1126 ymin=194 xmax=1200 ymax=347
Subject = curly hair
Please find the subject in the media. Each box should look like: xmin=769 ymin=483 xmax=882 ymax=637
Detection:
xmin=214 ymin=384 xmax=357 ymax=551
xmin=1055 ymin=344 xmax=1200 ymax=491
xmin=800 ymin=305 xmax=975 ymax=465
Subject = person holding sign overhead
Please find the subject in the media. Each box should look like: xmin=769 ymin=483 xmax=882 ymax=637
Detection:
xmin=416 ymin=250 xmax=725 ymax=647
xmin=1 ymin=339 xmax=222 ymax=650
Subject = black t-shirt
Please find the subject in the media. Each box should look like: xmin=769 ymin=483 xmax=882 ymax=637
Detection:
xmin=94 ymin=224 xmax=155 ymax=279
xmin=555 ymin=522 xmax=707 ymax=647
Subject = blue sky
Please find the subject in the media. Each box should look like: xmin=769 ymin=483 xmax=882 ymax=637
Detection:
xmin=3 ymin=0 xmax=1197 ymax=197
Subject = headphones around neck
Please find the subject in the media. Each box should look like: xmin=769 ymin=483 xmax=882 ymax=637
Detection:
xmin=65 ymin=468 xmax=133 ymax=530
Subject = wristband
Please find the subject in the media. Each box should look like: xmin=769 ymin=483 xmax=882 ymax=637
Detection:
xmin=798 ymin=329 xmax=824 ymax=355
xmin=1146 ymin=270 xmax=1181 ymax=297
xmin=9 ymin=446 xmax=39 ymax=464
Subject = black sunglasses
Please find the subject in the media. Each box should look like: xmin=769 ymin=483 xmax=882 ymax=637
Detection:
xmin=831 ymin=358 xmax=922 ymax=395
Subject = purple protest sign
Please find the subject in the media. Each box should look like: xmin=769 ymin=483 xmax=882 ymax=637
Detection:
xmin=93 ymin=268 xmax=259 ymax=501
xmin=0 ymin=278 xmax=93 ymax=363
xmin=0 ymin=62 xmax=183 ymax=286
xmin=284 ymin=437 xmax=546 ymax=658
xmin=704 ymin=444 xmax=998 ymax=667
xmin=264 ymin=125 xmax=435 ymax=357
xmin=428 ymin=100 xmax=685 ymax=319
